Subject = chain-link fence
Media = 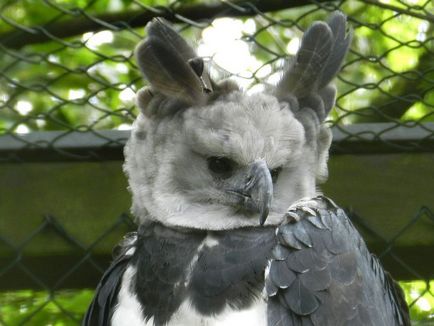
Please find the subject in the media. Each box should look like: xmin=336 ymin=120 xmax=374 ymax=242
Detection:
xmin=1 ymin=208 xmax=433 ymax=324
xmin=0 ymin=0 xmax=433 ymax=160
xmin=0 ymin=0 xmax=433 ymax=324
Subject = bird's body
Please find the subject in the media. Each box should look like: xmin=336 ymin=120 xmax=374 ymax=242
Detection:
xmin=110 ymin=224 xmax=275 ymax=326
xmin=86 ymin=199 xmax=409 ymax=326
xmin=84 ymin=12 xmax=410 ymax=326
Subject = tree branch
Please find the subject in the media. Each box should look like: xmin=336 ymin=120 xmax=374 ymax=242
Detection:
xmin=362 ymin=0 xmax=434 ymax=23
xmin=0 ymin=0 xmax=330 ymax=49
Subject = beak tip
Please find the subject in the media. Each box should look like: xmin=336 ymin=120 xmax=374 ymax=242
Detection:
xmin=259 ymin=209 xmax=269 ymax=226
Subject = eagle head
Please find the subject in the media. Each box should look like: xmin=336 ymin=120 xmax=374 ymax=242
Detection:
xmin=124 ymin=14 xmax=351 ymax=230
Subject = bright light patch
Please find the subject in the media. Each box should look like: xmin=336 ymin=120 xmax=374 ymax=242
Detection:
xmin=247 ymin=83 xmax=265 ymax=95
xmin=117 ymin=123 xmax=132 ymax=131
xmin=255 ymin=64 xmax=272 ymax=78
xmin=16 ymin=100 xmax=32 ymax=115
xmin=89 ymin=96 xmax=99 ymax=105
xmin=16 ymin=124 xmax=30 ymax=134
xmin=213 ymin=41 xmax=252 ymax=74
xmin=35 ymin=118 xmax=46 ymax=128
xmin=115 ymin=63 xmax=129 ymax=74
xmin=85 ymin=30 xmax=114 ymax=49
xmin=198 ymin=17 xmax=262 ymax=79
xmin=416 ymin=297 xmax=432 ymax=312
xmin=48 ymin=55 xmax=60 ymax=64
xmin=243 ymin=19 xmax=256 ymax=34
xmin=410 ymin=289 xmax=420 ymax=299
xmin=355 ymin=88 xmax=367 ymax=95
xmin=68 ymin=89 xmax=85 ymax=100
xmin=88 ymin=62 xmax=118 ymax=83
xmin=417 ymin=21 xmax=429 ymax=42
xmin=82 ymin=32 xmax=93 ymax=41
xmin=19 ymin=304 xmax=28 ymax=313
xmin=286 ymin=37 xmax=300 ymax=55
xmin=0 ymin=92 xmax=8 ymax=102
xmin=119 ymin=88 xmax=135 ymax=102
xmin=419 ymin=21 xmax=429 ymax=33
xmin=108 ymin=0 xmax=122 ymax=11
xmin=267 ymin=72 xmax=282 ymax=86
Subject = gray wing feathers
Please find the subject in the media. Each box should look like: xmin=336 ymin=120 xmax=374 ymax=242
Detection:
xmin=266 ymin=197 xmax=410 ymax=326
xmin=82 ymin=232 xmax=137 ymax=326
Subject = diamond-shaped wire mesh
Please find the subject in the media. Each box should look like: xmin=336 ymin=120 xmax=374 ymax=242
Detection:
xmin=0 ymin=214 xmax=136 ymax=325
xmin=0 ymin=0 xmax=433 ymax=157
xmin=0 ymin=0 xmax=433 ymax=324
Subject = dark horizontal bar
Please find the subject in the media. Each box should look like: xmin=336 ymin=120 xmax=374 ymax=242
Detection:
xmin=0 ymin=123 xmax=433 ymax=162
xmin=330 ymin=122 xmax=434 ymax=154
xmin=0 ymin=130 xmax=130 ymax=163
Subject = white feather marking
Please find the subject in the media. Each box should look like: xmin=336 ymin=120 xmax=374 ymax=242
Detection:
xmin=184 ymin=234 xmax=218 ymax=286
xmin=111 ymin=266 xmax=149 ymax=326
xmin=167 ymin=299 xmax=267 ymax=326
xmin=203 ymin=234 xmax=219 ymax=248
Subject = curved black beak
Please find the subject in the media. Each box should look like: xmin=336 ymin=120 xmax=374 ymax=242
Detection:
xmin=227 ymin=159 xmax=273 ymax=226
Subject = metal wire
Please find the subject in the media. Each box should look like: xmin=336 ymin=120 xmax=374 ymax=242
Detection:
xmin=0 ymin=0 xmax=433 ymax=324
xmin=0 ymin=209 xmax=433 ymax=324
xmin=0 ymin=0 xmax=432 ymax=160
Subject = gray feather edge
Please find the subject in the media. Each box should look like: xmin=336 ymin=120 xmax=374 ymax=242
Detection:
xmin=266 ymin=197 xmax=410 ymax=325
xmin=135 ymin=18 xmax=206 ymax=104
xmin=276 ymin=11 xmax=352 ymax=123
xmin=277 ymin=11 xmax=351 ymax=98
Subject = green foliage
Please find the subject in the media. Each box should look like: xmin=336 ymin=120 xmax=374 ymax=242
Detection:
xmin=0 ymin=282 xmax=433 ymax=324
xmin=0 ymin=289 xmax=94 ymax=325
xmin=400 ymin=280 xmax=434 ymax=323
xmin=0 ymin=0 xmax=432 ymax=134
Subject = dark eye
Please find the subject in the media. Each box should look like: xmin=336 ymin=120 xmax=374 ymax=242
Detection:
xmin=207 ymin=157 xmax=235 ymax=178
xmin=270 ymin=167 xmax=282 ymax=183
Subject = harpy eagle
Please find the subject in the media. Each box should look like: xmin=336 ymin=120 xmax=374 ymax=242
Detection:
xmin=83 ymin=12 xmax=410 ymax=326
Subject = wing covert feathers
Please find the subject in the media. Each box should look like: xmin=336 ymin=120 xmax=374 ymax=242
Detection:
xmin=266 ymin=196 xmax=410 ymax=326
xmin=82 ymin=232 xmax=136 ymax=326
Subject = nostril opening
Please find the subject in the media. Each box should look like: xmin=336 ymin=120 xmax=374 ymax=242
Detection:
xmin=244 ymin=175 xmax=254 ymax=190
